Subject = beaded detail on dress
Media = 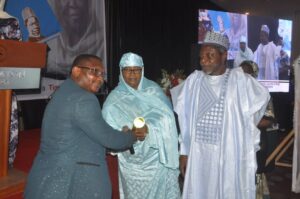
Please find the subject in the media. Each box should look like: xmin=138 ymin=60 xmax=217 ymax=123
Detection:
xmin=195 ymin=70 xmax=231 ymax=145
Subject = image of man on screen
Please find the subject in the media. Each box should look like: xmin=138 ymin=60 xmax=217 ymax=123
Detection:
xmin=46 ymin=0 xmax=106 ymax=77
xmin=254 ymin=25 xmax=280 ymax=80
xmin=233 ymin=36 xmax=254 ymax=68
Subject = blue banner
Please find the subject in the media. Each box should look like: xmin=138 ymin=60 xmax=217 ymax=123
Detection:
xmin=5 ymin=0 xmax=61 ymax=42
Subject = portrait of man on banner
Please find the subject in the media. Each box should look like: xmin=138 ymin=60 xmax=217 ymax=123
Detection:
xmin=5 ymin=0 xmax=61 ymax=42
xmin=46 ymin=0 xmax=107 ymax=77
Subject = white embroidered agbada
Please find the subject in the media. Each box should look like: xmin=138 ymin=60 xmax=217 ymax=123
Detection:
xmin=171 ymin=68 xmax=270 ymax=199
xmin=254 ymin=41 xmax=279 ymax=80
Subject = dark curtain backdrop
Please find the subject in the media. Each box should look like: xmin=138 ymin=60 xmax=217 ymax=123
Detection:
xmin=105 ymin=0 xmax=223 ymax=88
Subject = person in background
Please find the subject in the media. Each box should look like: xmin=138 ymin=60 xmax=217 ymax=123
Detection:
xmin=233 ymin=35 xmax=254 ymax=68
xmin=21 ymin=7 xmax=45 ymax=42
xmin=102 ymin=52 xmax=180 ymax=199
xmin=24 ymin=54 xmax=146 ymax=199
xmin=254 ymin=24 xmax=280 ymax=80
xmin=239 ymin=60 xmax=277 ymax=199
xmin=171 ymin=31 xmax=270 ymax=199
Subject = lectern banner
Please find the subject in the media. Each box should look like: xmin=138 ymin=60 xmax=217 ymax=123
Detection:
xmin=0 ymin=67 xmax=40 ymax=89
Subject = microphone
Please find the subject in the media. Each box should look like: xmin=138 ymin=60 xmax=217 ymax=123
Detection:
xmin=129 ymin=146 xmax=135 ymax=154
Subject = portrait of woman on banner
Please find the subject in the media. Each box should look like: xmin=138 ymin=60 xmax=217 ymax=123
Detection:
xmin=46 ymin=0 xmax=106 ymax=77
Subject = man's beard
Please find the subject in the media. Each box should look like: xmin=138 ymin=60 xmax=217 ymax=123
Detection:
xmin=203 ymin=64 xmax=220 ymax=75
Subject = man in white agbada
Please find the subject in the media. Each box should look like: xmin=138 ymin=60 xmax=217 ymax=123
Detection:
xmin=233 ymin=36 xmax=254 ymax=68
xmin=171 ymin=31 xmax=270 ymax=199
xmin=254 ymin=25 xmax=280 ymax=80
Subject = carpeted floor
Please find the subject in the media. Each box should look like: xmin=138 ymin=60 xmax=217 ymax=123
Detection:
xmin=267 ymin=167 xmax=300 ymax=199
xmin=4 ymin=129 xmax=300 ymax=199
xmin=265 ymin=145 xmax=300 ymax=199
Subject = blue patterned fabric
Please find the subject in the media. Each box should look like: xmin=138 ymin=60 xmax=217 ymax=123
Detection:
xmin=0 ymin=18 xmax=22 ymax=41
xmin=102 ymin=55 xmax=180 ymax=198
xmin=9 ymin=93 xmax=18 ymax=167
xmin=119 ymin=52 xmax=144 ymax=68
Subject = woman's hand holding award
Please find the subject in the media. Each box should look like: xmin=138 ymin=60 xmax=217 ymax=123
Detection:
xmin=133 ymin=117 xmax=148 ymax=141
xmin=129 ymin=117 xmax=148 ymax=154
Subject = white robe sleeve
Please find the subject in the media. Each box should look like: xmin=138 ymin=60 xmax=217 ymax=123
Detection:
xmin=171 ymin=72 xmax=200 ymax=156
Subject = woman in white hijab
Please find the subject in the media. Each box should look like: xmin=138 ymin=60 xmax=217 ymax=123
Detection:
xmin=102 ymin=52 xmax=180 ymax=199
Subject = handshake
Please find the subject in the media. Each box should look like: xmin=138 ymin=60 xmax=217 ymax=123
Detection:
xmin=122 ymin=117 xmax=148 ymax=141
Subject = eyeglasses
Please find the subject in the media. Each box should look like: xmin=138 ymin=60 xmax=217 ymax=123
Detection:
xmin=122 ymin=68 xmax=143 ymax=74
xmin=76 ymin=66 xmax=106 ymax=78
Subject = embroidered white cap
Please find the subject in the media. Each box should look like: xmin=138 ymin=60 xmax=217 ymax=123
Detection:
xmin=203 ymin=31 xmax=230 ymax=50
xmin=261 ymin=24 xmax=270 ymax=34
xmin=239 ymin=35 xmax=247 ymax=43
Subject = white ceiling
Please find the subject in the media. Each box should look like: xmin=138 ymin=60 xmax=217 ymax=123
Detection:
xmin=210 ymin=0 xmax=300 ymax=20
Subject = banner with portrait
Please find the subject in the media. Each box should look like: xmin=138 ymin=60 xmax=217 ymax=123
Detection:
xmin=6 ymin=0 xmax=107 ymax=100
xmin=46 ymin=0 xmax=107 ymax=77
xmin=5 ymin=0 xmax=61 ymax=42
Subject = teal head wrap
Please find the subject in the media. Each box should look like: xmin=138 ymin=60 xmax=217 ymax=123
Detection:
xmin=119 ymin=52 xmax=144 ymax=90
xmin=119 ymin=52 xmax=144 ymax=68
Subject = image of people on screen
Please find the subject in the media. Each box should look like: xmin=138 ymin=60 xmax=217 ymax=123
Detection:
xmin=278 ymin=19 xmax=292 ymax=55
xmin=198 ymin=9 xmax=213 ymax=42
xmin=198 ymin=10 xmax=247 ymax=61
xmin=254 ymin=25 xmax=280 ymax=80
xmin=276 ymin=39 xmax=291 ymax=80
xmin=198 ymin=9 xmax=293 ymax=92
xmin=223 ymin=13 xmax=247 ymax=60
xmin=46 ymin=0 xmax=106 ymax=77
xmin=233 ymin=35 xmax=254 ymax=68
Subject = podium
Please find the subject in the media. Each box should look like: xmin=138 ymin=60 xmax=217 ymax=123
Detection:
xmin=0 ymin=40 xmax=47 ymax=197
